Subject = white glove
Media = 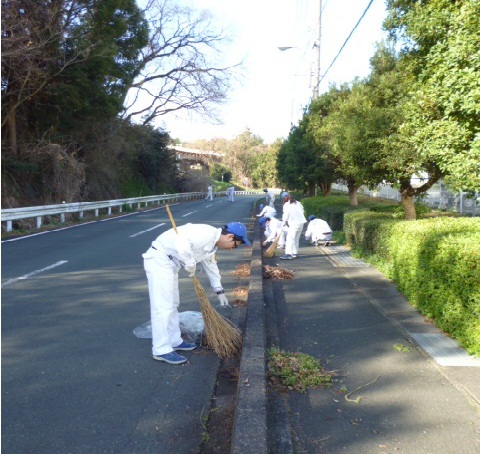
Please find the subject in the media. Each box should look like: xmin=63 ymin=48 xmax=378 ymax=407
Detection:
xmin=184 ymin=263 xmax=196 ymax=277
xmin=217 ymin=293 xmax=229 ymax=307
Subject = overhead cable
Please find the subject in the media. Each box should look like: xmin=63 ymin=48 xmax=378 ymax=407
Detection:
xmin=318 ymin=0 xmax=375 ymax=87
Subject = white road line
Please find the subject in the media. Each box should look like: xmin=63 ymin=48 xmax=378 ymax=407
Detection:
xmin=2 ymin=222 xmax=97 ymax=242
xmin=100 ymin=212 xmax=139 ymax=221
xmin=129 ymin=223 xmax=166 ymax=238
xmin=182 ymin=212 xmax=195 ymax=217
xmin=2 ymin=260 xmax=69 ymax=288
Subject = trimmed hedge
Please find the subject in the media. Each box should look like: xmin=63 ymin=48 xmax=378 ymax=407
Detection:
xmin=302 ymin=194 xmax=401 ymax=231
xmin=344 ymin=212 xmax=480 ymax=356
xmin=302 ymin=195 xmax=363 ymax=231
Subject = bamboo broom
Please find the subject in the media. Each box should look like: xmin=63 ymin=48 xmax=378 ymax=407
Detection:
xmin=165 ymin=205 xmax=242 ymax=358
xmin=262 ymin=232 xmax=282 ymax=258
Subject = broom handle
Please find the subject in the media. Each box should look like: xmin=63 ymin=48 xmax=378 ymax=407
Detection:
xmin=165 ymin=205 xmax=178 ymax=234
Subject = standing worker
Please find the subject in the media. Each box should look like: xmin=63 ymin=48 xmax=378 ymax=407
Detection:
xmin=205 ymin=184 xmax=214 ymax=201
xmin=304 ymin=215 xmax=333 ymax=245
xmin=228 ymin=185 xmax=235 ymax=202
xmin=263 ymin=189 xmax=275 ymax=208
xmin=142 ymin=222 xmax=251 ymax=365
xmin=280 ymin=189 xmax=290 ymax=201
xmin=280 ymin=195 xmax=307 ymax=260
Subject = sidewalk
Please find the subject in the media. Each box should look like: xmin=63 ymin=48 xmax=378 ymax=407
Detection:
xmin=231 ymin=221 xmax=480 ymax=453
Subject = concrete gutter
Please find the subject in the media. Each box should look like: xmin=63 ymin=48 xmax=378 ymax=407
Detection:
xmin=230 ymin=222 xmax=268 ymax=454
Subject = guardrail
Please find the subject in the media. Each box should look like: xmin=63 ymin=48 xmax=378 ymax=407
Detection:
xmin=1 ymin=190 xmax=264 ymax=233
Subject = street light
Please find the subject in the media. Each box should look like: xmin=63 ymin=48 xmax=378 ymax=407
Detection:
xmin=276 ymin=46 xmax=307 ymax=129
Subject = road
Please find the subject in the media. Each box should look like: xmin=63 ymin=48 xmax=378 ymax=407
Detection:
xmin=2 ymin=196 xmax=257 ymax=453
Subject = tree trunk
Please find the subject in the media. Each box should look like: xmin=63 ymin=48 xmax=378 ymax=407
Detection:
xmin=347 ymin=182 xmax=359 ymax=207
xmin=6 ymin=101 xmax=18 ymax=155
xmin=319 ymin=182 xmax=331 ymax=196
xmin=401 ymin=191 xmax=416 ymax=220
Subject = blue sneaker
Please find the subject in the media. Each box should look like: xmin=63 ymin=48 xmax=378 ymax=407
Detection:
xmin=173 ymin=341 xmax=196 ymax=351
xmin=153 ymin=351 xmax=187 ymax=364
xmin=280 ymin=255 xmax=293 ymax=260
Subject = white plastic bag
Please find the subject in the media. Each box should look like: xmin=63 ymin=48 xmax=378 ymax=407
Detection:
xmin=133 ymin=311 xmax=205 ymax=342
xmin=179 ymin=311 xmax=205 ymax=341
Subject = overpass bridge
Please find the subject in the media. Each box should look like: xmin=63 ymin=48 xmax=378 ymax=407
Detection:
xmin=168 ymin=145 xmax=225 ymax=169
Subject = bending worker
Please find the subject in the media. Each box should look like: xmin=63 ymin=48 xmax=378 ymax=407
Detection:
xmin=305 ymin=215 xmax=333 ymax=245
xmin=256 ymin=203 xmax=277 ymax=228
xmin=142 ymin=222 xmax=251 ymax=365
xmin=262 ymin=217 xmax=287 ymax=249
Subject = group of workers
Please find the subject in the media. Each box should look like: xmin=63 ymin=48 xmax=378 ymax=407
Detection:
xmin=258 ymin=189 xmax=333 ymax=260
xmin=205 ymin=184 xmax=235 ymax=202
xmin=142 ymin=186 xmax=332 ymax=366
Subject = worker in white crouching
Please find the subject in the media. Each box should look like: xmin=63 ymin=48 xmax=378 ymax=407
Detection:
xmin=304 ymin=215 xmax=333 ymax=245
xmin=142 ymin=222 xmax=250 ymax=365
xmin=262 ymin=217 xmax=287 ymax=249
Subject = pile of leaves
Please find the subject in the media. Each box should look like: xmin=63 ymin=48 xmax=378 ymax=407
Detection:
xmin=267 ymin=347 xmax=334 ymax=393
xmin=233 ymin=286 xmax=248 ymax=307
xmin=263 ymin=265 xmax=294 ymax=280
xmin=232 ymin=263 xmax=251 ymax=278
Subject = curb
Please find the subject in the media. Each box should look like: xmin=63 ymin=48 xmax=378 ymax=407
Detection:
xmin=230 ymin=220 xmax=268 ymax=454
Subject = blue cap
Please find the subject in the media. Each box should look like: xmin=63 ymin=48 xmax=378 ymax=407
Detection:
xmin=225 ymin=222 xmax=251 ymax=246
xmin=308 ymin=215 xmax=316 ymax=221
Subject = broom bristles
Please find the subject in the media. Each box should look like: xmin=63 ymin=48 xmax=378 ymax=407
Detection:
xmin=193 ymin=276 xmax=242 ymax=358
xmin=262 ymin=233 xmax=281 ymax=258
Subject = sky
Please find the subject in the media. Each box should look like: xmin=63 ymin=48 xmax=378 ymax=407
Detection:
xmin=157 ymin=0 xmax=389 ymax=144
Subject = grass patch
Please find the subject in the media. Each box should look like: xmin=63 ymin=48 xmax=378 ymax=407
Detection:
xmin=393 ymin=343 xmax=412 ymax=353
xmin=267 ymin=347 xmax=334 ymax=393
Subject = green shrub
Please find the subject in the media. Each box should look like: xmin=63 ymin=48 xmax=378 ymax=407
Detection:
xmin=302 ymin=194 xmax=401 ymax=231
xmin=302 ymin=195 xmax=360 ymax=231
xmin=369 ymin=204 xmax=399 ymax=213
xmin=345 ymin=213 xmax=480 ymax=355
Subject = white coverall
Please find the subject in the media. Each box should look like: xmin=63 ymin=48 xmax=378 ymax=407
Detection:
xmin=228 ymin=186 xmax=235 ymax=202
xmin=282 ymin=201 xmax=307 ymax=256
xmin=264 ymin=217 xmax=287 ymax=247
xmin=205 ymin=185 xmax=213 ymax=201
xmin=266 ymin=191 xmax=275 ymax=208
xmin=142 ymin=224 xmax=224 ymax=356
xmin=304 ymin=218 xmax=333 ymax=243
xmin=257 ymin=205 xmax=277 ymax=219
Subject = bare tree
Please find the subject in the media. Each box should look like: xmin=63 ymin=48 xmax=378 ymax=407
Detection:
xmin=122 ymin=0 xmax=238 ymax=125
xmin=1 ymin=0 xmax=95 ymax=155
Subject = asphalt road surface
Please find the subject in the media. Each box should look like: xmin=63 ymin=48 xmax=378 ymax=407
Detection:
xmin=2 ymin=196 xmax=257 ymax=453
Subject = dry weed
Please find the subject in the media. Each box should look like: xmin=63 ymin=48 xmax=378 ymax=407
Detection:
xmin=263 ymin=265 xmax=294 ymax=280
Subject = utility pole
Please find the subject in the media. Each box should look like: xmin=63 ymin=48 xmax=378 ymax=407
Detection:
xmin=313 ymin=0 xmax=322 ymax=99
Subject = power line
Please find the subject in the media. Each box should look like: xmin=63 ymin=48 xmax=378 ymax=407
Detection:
xmin=318 ymin=0 xmax=375 ymax=87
